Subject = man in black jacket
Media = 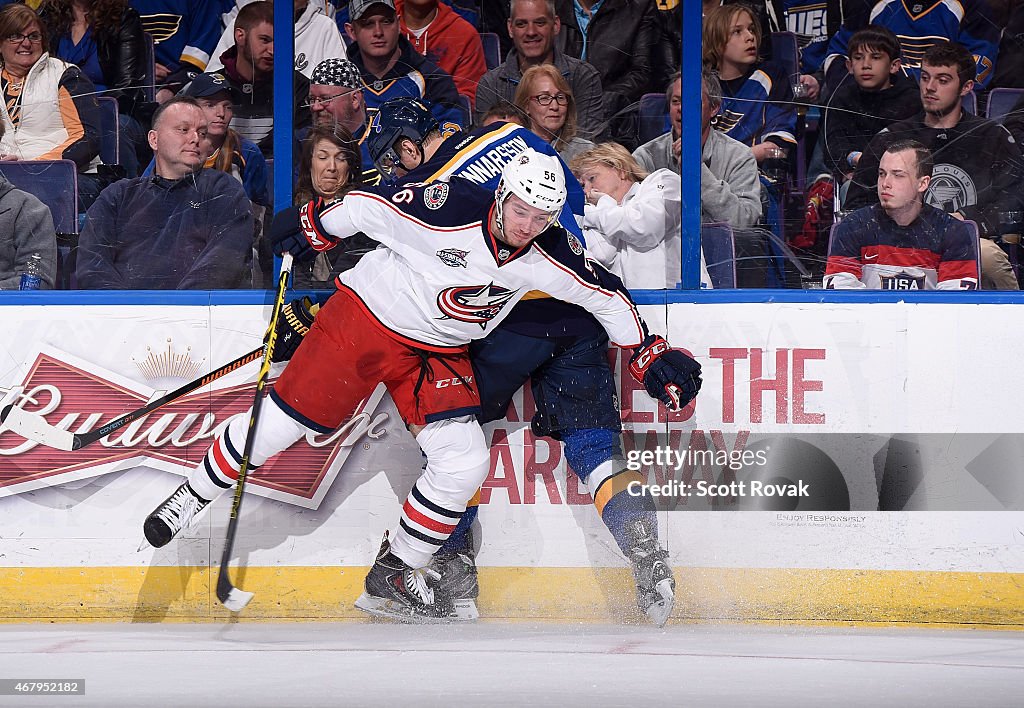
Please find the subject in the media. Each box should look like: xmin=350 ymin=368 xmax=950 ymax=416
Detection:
xmin=846 ymin=42 xmax=1023 ymax=289
xmin=554 ymin=0 xmax=659 ymax=150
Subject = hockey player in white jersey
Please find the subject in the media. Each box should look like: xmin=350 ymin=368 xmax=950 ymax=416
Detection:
xmin=143 ymin=149 xmax=701 ymax=622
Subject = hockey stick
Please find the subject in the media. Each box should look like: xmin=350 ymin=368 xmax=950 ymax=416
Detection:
xmin=0 ymin=346 xmax=264 ymax=452
xmin=216 ymin=253 xmax=294 ymax=613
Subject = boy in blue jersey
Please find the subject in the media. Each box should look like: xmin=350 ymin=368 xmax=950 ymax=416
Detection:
xmin=131 ymin=0 xmax=221 ymax=91
xmin=703 ymin=3 xmax=797 ymax=166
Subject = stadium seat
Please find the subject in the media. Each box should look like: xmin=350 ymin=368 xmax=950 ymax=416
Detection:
xmin=701 ymin=222 xmax=737 ymax=288
xmin=986 ymin=87 xmax=1024 ymax=124
xmin=142 ymin=32 xmax=156 ymax=102
xmin=97 ymin=96 xmax=119 ymax=166
xmin=769 ymin=31 xmax=799 ymax=79
xmin=961 ymin=90 xmax=977 ymax=115
xmin=0 ymin=161 xmax=78 ymax=234
xmin=637 ymin=93 xmax=669 ymax=145
xmin=0 ymin=160 xmax=80 ymax=288
xmin=480 ymin=32 xmax=501 ymax=71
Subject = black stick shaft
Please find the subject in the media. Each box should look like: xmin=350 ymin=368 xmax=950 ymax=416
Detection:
xmin=216 ymin=255 xmax=293 ymax=609
xmin=70 ymin=347 xmax=264 ymax=450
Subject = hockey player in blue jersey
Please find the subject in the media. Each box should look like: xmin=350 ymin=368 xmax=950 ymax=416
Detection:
xmin=142 ymin=149 xmax=702 ymax=624
xmin=351 ymin=97 xmax=697 ymax=625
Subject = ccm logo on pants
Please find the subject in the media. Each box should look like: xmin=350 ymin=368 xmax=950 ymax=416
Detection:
xmin=436 ymin=376 xmax=474 ymax=389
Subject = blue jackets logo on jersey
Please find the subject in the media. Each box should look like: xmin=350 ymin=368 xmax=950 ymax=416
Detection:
xmin=436 ymin=283 xmax=519 ymax=327
xmin=436 ymin=248 xmax=469 ymax=268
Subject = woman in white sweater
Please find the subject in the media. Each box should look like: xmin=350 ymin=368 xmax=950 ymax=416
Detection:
xmin=570 ymin=142 xmax=710 ymax=289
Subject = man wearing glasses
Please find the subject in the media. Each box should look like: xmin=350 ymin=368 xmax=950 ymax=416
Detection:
xmin=305 ymin=57 xmax=380 ymax=185
xmin=474 ymin=0 xmax=604 ymax=140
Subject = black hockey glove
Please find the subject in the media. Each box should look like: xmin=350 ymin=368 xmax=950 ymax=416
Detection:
xmin=268 ymin=297 xmax=320 ymax=363
xmin=269 ymin=198 xmax=337 ymax=262
xmin=628 ymin=335 xmax=702 ymax=411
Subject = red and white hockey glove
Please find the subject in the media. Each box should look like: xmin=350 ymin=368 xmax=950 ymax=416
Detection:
xmin=269 ymin=198 xmax=338 ymax=261
xmin=628 ymin=335 xmax=702 ymax=411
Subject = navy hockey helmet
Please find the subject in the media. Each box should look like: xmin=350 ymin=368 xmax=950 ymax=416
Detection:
xmin=366 ymin=97 xmax=439 ymax=182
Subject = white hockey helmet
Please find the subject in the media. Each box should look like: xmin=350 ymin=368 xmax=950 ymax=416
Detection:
xmin=494 ymin=149 xmax=567 ymax=235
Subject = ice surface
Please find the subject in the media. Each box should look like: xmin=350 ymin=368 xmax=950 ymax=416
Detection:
xmin=1 ymin=622 xmax=1021 ymax=707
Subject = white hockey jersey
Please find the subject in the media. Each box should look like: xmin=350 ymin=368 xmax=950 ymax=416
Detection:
xmin=316 ymin=178 xmax=647 ymax=350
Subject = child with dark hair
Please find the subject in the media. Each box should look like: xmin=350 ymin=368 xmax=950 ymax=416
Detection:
xmin=820 ymin=25 xmax=919 ymax=180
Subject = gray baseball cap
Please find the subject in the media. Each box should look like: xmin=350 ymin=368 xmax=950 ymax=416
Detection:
xmin=349 ymin=0 xmax=396 ymax=22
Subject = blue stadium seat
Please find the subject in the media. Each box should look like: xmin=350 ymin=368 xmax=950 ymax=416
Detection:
xmin=0 ymin=161 xmax=78 ymax=234
xmin=97 ymin=96 xmax=119 ymax=166
xmin=986 ymin=87 xmax=1024 ymax=124
xmin=637 ymin=92 xmax=669 ymax=145
xmin=142 ymin=32 xmax=156 ymax=102
xmin=701 ymin=222 xmax=737 ymax=288
xmin=769 ymin=31 xmax=799 ymax=79
xmin=961 ymin=90 xmax=977 ymax=115
xmin=0 ymin=160 xmax=80 ymax=288
xmin=480 ymin=32 xmax=501 ymax=71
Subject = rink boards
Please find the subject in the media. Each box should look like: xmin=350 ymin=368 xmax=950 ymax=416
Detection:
xmin=1 ymin=300 xmax=1023 ymax=625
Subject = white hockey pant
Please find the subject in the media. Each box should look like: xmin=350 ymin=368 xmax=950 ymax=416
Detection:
xmin=187 ymin=396 xmax=310 ymax=502
xmin=389 ymin=416 xmax=490 ymax=569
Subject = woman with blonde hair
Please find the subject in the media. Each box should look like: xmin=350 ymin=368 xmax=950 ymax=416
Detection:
xmin=513 ymin=63 xmax=593 ymax=163
xmin=571 ymin=142 xmax=710 ymax=289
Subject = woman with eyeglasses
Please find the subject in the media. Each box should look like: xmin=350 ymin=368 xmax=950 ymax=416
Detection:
xmin=38 ymin=0 xmax=148 ymax=176
xmin=292 ymin=124 xmax=370 ymax=289
xmin=0 ymin=3 xmax=109 ymax=209
xmin=513 ymin=63 xmax=593 ymax=164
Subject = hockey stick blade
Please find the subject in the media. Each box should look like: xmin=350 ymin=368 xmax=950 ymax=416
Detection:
xmin=0 ymin=404 xmax=76 ymax=451
xmin=0 ymin=347 xmax=263 ymax=451
xmin=217 ymin=574 xmax=255 ymax=612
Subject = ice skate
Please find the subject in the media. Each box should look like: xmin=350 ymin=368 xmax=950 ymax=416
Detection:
xmin=355 ymin=535 xmax=454 ymax=624
xmin=625 ymin=518 xmax=675 ymax=627
xmin=429 ymin=528 xmax=480 ymax=621
xmin=142 ymin=482 xmax=211 ymax=549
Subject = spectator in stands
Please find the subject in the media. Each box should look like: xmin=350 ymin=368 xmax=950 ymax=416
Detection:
xmin=206 ymin=0 xmax=346 ymax=79
xmin=695 ymin=68 xmax=761 ymax=229
xmin=132 ymin=0 xmax=221 ymax=88
xmin=306 ymin=57 xmax=379 ymax=186
xmin=822 ymin=0 xmax=999 ymax=92
xmin=76 ymin=96 xmax=254 ymax=289
xmin=571 ymin=142 xmax=710 ymax=289
xmin=702 ymin=3 xmax=797 ymax=165
xmin=40 ymin=0 xmax=149 ymax=177
xmin=0 ymin=120 xmax=57 ymax=290
xmin=40 ymin=0 xmax=146 ymax=116
xmin=554 ymin=0 xmax=659 ymax=150
xmin=291 ymin=124 xmax=366 ymax=288
xmin=344 ymin=0 xmax=466 ymax=129
xmin=396 ymin=0 xmax=485 ymax=110
xmin=820 ymin=26 xmax=919 ymax=189
xmin=633 ymin=72 xmax=680 ymax=175
xmin=475 ymin=0 xmax=603 ymax=140
xmin=0 ymin=4 xmax=110 ymax=208
xmin=825 ymin=140 xmax=979 ymax=290
xmin=209 ymin=1 xmax=311 ymax=156
xmin=480 ymin=99 xmax=524 ymax=127
xmin=993 ymin=0 xmax=1024 ymax=89
xmin=846 ymin=42 xmax=1022 ymax=290
xmin=513 ymin=63 xmax=593 ymax=163
xmin=142 ymin=72 xmax=269 ymax=205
